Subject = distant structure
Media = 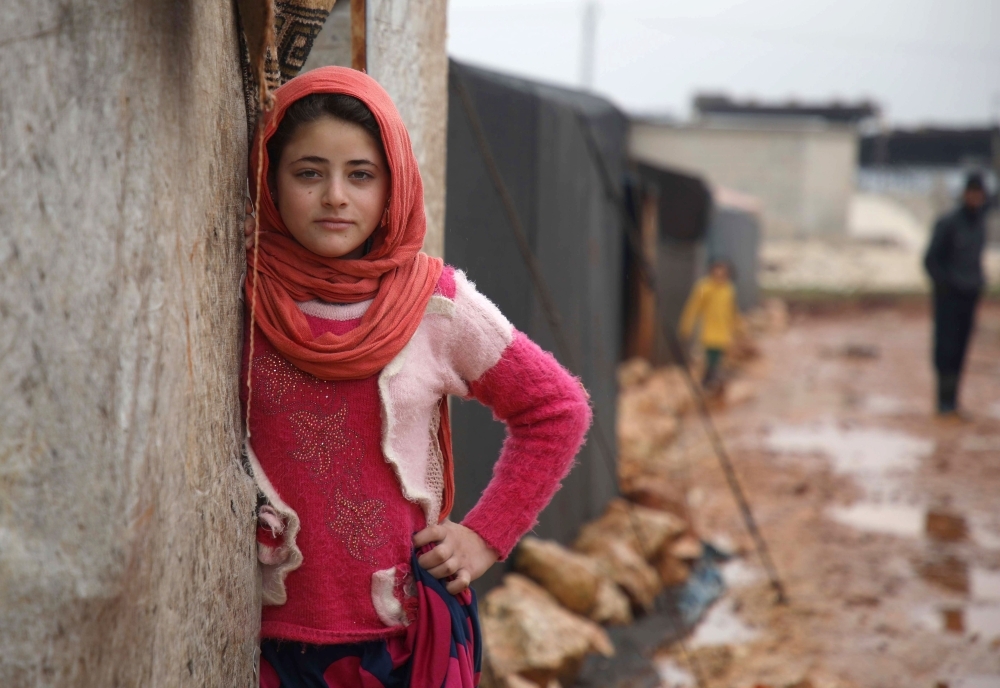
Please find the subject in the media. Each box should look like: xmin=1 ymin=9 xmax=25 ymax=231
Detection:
xmin=694 ymin=94 xmax=879 ymax=126
xmin=630 ymin=94 xmax=879 ymax=239
xmin=860 ymin=127 xmax=998 ymax=168
xmin=857 ymin=126 xmax=1000 ymax=239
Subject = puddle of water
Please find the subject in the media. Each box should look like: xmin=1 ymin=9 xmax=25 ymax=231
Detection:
xmin=827 ymin=502 xmax=924 ymax=538
xmin=767 ymin=421 xmax=933 ymax=489
xmin=721 ymin=559 xmax=761 ymax=589
xmin=913 ymin=602 xmax=1000 ymax=643
xmin=966 ymin=604 xmax=1000 ymax=639
xmin=970 ymin=521 xmax=1000 ymax=550
xmin=863 ymin=394 xmax=921 ymax=416
xmin=770 ymin=422 xmax=937 ymax=537
xmin=654 ymin=658 xmax=695 ymax=688
xmin=972 ymin=568 xmax=1000 ymax=601
xmin=688 ymin=598 xmax=759 ymax=648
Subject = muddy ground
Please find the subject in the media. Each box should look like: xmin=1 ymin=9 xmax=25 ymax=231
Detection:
xmin=656 ymin=300 xmax=1000 ymax=688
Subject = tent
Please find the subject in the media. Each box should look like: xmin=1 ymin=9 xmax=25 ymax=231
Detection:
xmin=444 ymin=61 xmax=627 ymax=587
xmin=624 ymin=163 xmax=712 ymax=364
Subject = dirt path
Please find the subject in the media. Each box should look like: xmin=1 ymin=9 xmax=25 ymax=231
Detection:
xmin=657 ymin=301 xmax=1000 ymax=688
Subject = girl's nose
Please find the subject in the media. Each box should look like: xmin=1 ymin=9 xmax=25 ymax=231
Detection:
xmin=322 ymin=177 xmax=348 ymax=207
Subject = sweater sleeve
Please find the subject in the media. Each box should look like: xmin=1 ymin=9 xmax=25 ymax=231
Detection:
xmin=460 ymin=331 xmax=592 ymax=560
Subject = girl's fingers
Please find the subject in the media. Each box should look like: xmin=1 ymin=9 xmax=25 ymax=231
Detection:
xmin=412 ymin=524 xmax=448 ymax=548
xmin=417 ymin=542 xmax=453 ymax=570
xmin=445 ymin=570 xmax=471 ymax=595
xmin=425 ymin=555 xmax=460 ymax=579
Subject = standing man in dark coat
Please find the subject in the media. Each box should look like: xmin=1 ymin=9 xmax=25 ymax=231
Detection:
xmin=923 ymin=173 xmax=990 ymax=417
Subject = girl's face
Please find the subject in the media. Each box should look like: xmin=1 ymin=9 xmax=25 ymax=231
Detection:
xmin=273 ymin=115 xmax=390 ymax=259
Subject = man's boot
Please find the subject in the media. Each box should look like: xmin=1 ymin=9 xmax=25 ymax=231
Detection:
xmin=936 ymin=372 xmax=960 ymax=417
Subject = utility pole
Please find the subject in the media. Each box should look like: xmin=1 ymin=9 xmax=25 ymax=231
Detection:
xmin=579 ymin=1 xmax=598 ymax=90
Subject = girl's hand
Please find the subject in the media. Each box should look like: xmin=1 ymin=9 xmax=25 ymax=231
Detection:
xmin=244 ymin=198 xmax=255 ymax=250
xmin=413 ymin=520 xmax=498 ymax=595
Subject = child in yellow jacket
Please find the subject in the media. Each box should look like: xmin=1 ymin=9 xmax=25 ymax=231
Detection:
xmin=680 ymin=260 xmax=741 ymax=388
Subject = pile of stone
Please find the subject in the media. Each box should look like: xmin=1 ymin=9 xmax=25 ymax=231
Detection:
xmin=479 ymin=358 xmax=715 ymax=688
xmin=481 ymin=494 xmax=705 ymax=687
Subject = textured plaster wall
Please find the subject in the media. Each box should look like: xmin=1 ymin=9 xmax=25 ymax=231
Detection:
xmin=0 ymin=1 xmax=258 ymax=686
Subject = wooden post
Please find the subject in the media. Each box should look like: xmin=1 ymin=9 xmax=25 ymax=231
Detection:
xmin=351 ymin=0 xmax=367 ymax=71
xmin=626 ymin=190 xmax=659 ymax=361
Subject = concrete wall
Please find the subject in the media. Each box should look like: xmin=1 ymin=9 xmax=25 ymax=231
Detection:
xmin=630 ymin=122 xmax=857 ymax=239
xmin=0 ymin=1 xmax=258 ymax=686
xmin=303 ymin=0 xmax=450 ymax=258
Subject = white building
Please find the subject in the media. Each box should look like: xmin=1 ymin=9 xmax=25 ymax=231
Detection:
xmin=630 ymin=118 xmax=858 ymax=240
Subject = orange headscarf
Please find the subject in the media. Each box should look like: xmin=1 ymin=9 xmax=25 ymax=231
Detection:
xmin=246 ymin=66 xmax=455 ymax=520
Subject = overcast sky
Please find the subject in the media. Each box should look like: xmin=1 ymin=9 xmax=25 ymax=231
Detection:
xmin=447 ymin=0 xmax=1000 ymax=127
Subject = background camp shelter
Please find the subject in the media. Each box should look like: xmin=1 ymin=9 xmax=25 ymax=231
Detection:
xmin=625 ymin=162 xmax=712 ymax=365
xmin=706 ymin=186 xmax=762 ymax=312
xmin=629 ymin=96 xmax=873 ymax=240
xmin=444 ymin=60 xmax=627 ymax=590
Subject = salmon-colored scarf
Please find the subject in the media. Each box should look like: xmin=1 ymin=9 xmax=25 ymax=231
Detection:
xmin=246 ymin=66 xmax=454 ymax=520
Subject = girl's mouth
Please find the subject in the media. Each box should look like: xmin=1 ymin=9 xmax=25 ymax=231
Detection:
xmin=316 ymin=219 xmax=354 ymax=231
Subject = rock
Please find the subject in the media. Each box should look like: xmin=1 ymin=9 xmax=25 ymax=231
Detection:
xmin=723 ymin=379 xmax=757 ymax=406
xmin=575 ymin=538 xmax=663 ymax=612
xmin=515 ymin=537 xmax=604 ymax=616
xmin=503 ymin=675 xmax=537 ymax=688
xmin=502 ymin=675 xmax=554 ymax=688
xmin=669 ymin=535 xmax=704 ymax=562
xmin=655 ymin=550 xmax=691 ymax=587
xmin=514 ymin=537 xmax=633 ymax=626
xmin=482 ymin=574 xmax=614 ymax=687
xmin=619 ymin=367 xmax=693 ymax=419
xmin=618 ymin=413 xmax=679 ymax=467
xmin=575 ymin=499 xmax=687 ymax=561
xmin=617 ymin=357 xmax=653 ymax=389
xmin=784 ymin=680 xmax=814 ymax=688
xmin=591 ymin=578 xmax=633 ymax=625
xmin=621 ymin=476 xmax=689 ymax=521
xmin=925 ymin=510 xmax=968 ymax=542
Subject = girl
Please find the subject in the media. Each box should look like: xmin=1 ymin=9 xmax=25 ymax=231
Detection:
xmin=241 ymin=67 xmax=591 ymax=688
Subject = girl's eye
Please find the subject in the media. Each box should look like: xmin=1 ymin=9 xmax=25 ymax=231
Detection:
xmin=296 ymin=169 xmax=321 ymax=179
xmin=349 ymin=170 xmax=374 ymax=181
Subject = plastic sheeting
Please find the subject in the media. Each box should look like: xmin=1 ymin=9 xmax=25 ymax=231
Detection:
xmin=444 ymin=61 xmax=626 ymax=589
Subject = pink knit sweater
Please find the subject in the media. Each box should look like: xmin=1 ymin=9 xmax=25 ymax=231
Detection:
xmin=244 ymin=267 xmax=591 ymax=644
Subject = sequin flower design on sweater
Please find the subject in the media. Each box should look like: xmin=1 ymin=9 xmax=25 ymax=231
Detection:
xmin=257 ymin=352 xmax=390 ymax=566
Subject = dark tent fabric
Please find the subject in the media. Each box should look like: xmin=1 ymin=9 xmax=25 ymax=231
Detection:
xmin=625 ymin=164 xmax=711 ymax=363
xmin=444 ymin=60 xmax=626 ymax=589
xmin=635 ymin=163 xmax=711 ymax=243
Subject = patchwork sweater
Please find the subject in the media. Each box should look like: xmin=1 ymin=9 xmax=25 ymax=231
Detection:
xmin=243 ymin=267 xmax=592 ymax=645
